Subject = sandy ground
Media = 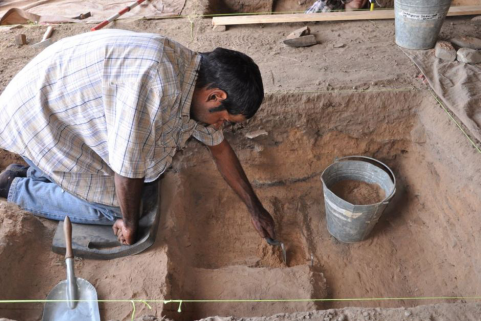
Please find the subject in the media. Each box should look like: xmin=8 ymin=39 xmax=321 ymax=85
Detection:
xmin=1 ymin=8 xmax=481 ymax=321
xmin=197 ymin=302 xmax=481 ymax=321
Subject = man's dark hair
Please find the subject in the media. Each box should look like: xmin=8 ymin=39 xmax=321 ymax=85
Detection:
xmin=197 ymin=48 xmax=264 ymax=119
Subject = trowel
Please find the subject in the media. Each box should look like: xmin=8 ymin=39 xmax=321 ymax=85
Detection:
xmin=266 ymin=237 xmax=287 ymax=264
xmin=32 ymin=26 xmax=54 ymax=49
xmin=42 ymin=217 xmax=100 ymax=321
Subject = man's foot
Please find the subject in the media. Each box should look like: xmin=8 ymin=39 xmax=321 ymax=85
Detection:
xmin=0 ymin=165 xmax=28 ymax=198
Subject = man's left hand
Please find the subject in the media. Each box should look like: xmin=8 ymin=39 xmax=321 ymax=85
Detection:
xmin=250 ymin=207 xmax=276 ymax=239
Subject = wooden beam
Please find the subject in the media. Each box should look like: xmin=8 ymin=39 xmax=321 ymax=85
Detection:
xmin=212 ymin=6 xmax=481 ymax=26
xmin=447 ymin=5 xmax=481 ymax=16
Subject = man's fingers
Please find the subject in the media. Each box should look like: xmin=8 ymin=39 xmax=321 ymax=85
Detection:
xmin=251 ymin=217 xmax=268 ymax=238
xmin=260 ymin=220 xmax=275 ymax=239
xmin=259 ymin=214 xmax=276 ymax=239
xmin=266 ymin=224 xmax=276 ymax=240
xmin=119 ymin=233 xmax=126 ymax=244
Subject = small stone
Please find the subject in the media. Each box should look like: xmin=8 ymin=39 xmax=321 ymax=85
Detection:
xmin=245 ymin=129 xmax=268 ymax=139
xmin=363 ymin=312 xmax=369 ymax=317
xmin=338 ymin=315 xmax=347 ymax=321
xmin=253 ymin=144 xmax=264 ymax=152
xmin=283 ymin=35 xmax=317 ymax=47
xmin=434 ymin=41 xmax=456 ymax=61
xmin=405 ymin=310 xmax=412 ymax=317
xmin=451 ymin=36 xmax=481 ymax=50
xmin=286 ymin=26 xmax=310 ymax=40
xmin=471 ymin=16 xmax=481 ymax=25
xmin=333 ymin=43 xmax=346 ymax=48
xmin=14 ymin=34 xmax=27 ymax=46
xmin=457 ymin=48 xmax=481 ymax=64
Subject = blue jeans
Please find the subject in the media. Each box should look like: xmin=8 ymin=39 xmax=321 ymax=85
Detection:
xmin=7 ymin=159 xmax=122 ymax=225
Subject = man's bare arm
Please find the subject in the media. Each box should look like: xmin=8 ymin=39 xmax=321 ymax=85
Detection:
xmin=113 ymin=173 xmax=144 ymax=245
xmin=208 ymin=139 xmax=276 ymax=239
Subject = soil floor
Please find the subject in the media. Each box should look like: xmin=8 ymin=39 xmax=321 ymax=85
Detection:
xmin=1 ymin=12 xmax=481 ymax=321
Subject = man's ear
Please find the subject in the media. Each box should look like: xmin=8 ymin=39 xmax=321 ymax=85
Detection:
xmin=208 ymin=89 xmax=227 ymax=102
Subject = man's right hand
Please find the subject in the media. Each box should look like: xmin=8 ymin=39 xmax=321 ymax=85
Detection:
xmin=250 ymin=207 xmax=276 ymax=239
xmin=112 ymin=219 xmax=137 ymax=245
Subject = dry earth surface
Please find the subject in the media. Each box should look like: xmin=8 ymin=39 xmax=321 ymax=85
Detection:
xmin=0 ymin=9 xmax=481 ymax=321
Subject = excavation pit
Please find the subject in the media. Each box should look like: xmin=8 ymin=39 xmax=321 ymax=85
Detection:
xmin=158 ymin=89 xmax=481 ymax=320
xmin=1 ymin=85 xmax=480 ymax=321
xmin=0 ymin=18 xmax=481 ymax=321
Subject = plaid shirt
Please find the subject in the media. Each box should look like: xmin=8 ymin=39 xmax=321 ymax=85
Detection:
xmin=0 ymin=30 xmax=224 ymax=206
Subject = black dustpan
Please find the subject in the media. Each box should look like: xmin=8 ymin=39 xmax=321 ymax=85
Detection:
xmin=52 ymin=182 xmax=160 ymax=260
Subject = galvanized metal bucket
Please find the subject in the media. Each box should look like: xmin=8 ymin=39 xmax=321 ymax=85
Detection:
xmin=395 ymin=0 xmax=452 ymax=49
xmin=321 ymin=156 xmax=396 ymax=243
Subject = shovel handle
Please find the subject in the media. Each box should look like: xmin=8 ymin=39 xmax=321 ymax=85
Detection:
xmin=42 ymin=26 xmax=54 ymax=41
xmin=64 ymin=216 xmax=73 ymax=259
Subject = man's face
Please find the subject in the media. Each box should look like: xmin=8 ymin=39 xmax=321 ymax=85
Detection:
xmin=191 ymin=87 xmax=246 ymax=130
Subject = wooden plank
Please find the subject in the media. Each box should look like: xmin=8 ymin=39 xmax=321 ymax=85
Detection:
xmin=453 ymin=0 xmax=481 ymax=5
xmin=447 ymin=5 xmax=481 ymax=16
xmin=212 ymin=5 xmax=481 ymax=26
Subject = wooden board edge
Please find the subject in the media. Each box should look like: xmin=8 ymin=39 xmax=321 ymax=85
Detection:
xmin=212 ymin=5 xmax=481 ymax=26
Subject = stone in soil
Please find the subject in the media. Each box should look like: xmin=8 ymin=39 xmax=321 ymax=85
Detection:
xmin=435 ymin=41 xmax=456 ymax=62
xmin=472 ymin=16 xmax=481 ymax=25
xmin=457 ymin=48 xmax=481 ymax=64
xmin=451 ymin=36 xmax=481 ymax=50
xmin=330 ymin=180 xmax=386 ymax=205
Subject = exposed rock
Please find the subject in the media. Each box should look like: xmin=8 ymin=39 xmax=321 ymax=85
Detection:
xmin=245 ymin=129 xmax=268 ymax=139
xmin=471 ymin=16 xmax=481 ymax=25
xmin=286 ymin=26 xmax=310 ymax=40
xmin=457 ymin=48 xmax=481 ymax=64
xmin=434 ymin=41 xmax=456 ymax=62
xmin=284 ymin=35 xmax=317 ymax=47
xmin=451 ymin=36 xmax=481 ymax=50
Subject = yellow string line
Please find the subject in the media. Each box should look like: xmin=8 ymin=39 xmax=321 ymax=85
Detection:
xmin=130 ymin=300 xmax=136 ymax=321
xmin=428 ymin=89 xmax=481 ymax=154
xmin=3 ymin=296 xmax=480 ymax=318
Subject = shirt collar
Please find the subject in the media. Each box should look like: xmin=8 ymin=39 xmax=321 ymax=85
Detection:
xmin=180 ymin=53 xmax=201 ymax=118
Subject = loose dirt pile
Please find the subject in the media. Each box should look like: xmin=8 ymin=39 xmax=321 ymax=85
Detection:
xmin=330 ymin=180 xmax=385 ymax=205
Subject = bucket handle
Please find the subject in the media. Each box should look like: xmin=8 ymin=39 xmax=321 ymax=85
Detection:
xmin=334 ymin=155 xmax=396 ymax=204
